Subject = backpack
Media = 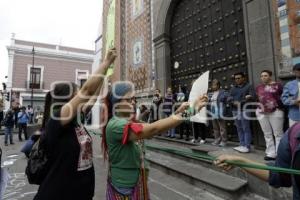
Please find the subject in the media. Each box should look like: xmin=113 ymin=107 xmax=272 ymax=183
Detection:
xmin=3 ymin=114 xmax=14 ymax=127
xmin=288 ymin=123 xmax=300 ymax=188
xmin=25 ymin=133 xmax=50 ymax=185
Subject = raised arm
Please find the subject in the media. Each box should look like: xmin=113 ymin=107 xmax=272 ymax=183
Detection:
xmin=81 ymin=83 xmax=102 ymax=115
xmin=60 ymin=48 xmax=117 ymax=125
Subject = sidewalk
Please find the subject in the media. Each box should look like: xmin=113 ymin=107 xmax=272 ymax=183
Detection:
xmin=0 ymin=127 xmax=19 ymax=135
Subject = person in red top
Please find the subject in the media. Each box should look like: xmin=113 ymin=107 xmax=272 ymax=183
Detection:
xmin=255 ymin=70 xmax=284 ymax=161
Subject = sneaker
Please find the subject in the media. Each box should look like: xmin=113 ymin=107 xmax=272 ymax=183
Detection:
xmin=238 ymin=146 xmax=250 ymax=153
xmin=200 ymin=140 xmax=206 ymax=144
xmin=191 ymin=139 xmax=199 ymax=143
xmin=219 ymin=142 xmax=227 ymax=147
xmin=211 ymin=141 xmax=219 ymax=146
xmin=4 ymin=143 xmax=8 ymax=146
xmin=233 ymin=146 xmax=243 ymax=152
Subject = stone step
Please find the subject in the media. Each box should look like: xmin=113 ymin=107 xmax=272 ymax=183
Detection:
xmin=146 ymin=140 xmax=213 ymax=166
xmin=191 ymin=145 xmax=220 ymax=154
xmin=149 ymin=167 xmax=223 ymax=200
xmin=146 ymin=150 xmax=248 ymax=200
xmin=154 ymin=136 xmax=240 ymax=150
xmin=146 ymin=139 xmax=293 ymax=200
xmin=153 ymin=136 xmax=198 ymax=147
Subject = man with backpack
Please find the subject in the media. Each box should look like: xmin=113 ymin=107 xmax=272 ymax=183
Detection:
xmin=3 ymin=110 xmax=15 ymax=146
xmin=215 ymin=123 xmax=300 ymax=199
xmin=18 ymin=106 xmax=29 ymax=141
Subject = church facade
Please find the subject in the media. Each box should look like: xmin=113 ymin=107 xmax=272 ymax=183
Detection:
xmin=102 ymin=0 xmax=299 ymax=145
xmin=102 ymin=0 xmax=298 ymax=93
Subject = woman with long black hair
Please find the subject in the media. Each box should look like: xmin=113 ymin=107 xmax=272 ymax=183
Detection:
xmin=33 ymin=48 xmax=117 ymax=200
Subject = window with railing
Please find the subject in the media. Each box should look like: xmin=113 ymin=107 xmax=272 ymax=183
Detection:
xmin=27 ymin=65 xmax=44 ymax=89
xmin=30 ymin=68 xmax=41 ymax=89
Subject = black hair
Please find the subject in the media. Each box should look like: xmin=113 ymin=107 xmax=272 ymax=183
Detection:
xmin=233 ymin=72 xmax=246 ymax=78
xmin=293 ymin=63 xmax=300 ymax=70
xmin=52 ymin=82 xmax=78 ymax=103
xmin=42 ymin=92 xmax=52 ymax=129
xmin=42 ymin=82 xmax=78 ymax=129
xmin=261 ymin=70 xmax=273 ymax=76
xmin=177 ymin=85 xmax=187 ymax=94
xmin=140 ymin=104 xmax=147 ymax=112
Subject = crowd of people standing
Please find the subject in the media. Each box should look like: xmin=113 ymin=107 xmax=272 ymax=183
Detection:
xmin=1 ymin=104 xmax=44 ymax=146
xmin=137 ymin=63 xmax=300 ymax=163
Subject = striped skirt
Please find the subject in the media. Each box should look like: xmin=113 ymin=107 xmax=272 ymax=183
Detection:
xmin=106 ymin=169 xmax=149 ymax=200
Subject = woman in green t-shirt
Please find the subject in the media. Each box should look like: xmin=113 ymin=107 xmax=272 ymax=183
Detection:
xmin=102 ymin=82 xmax=208 ymax=200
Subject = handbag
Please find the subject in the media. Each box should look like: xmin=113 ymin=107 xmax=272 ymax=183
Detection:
xmin=25 ymin=134 xmax=50 ymax=185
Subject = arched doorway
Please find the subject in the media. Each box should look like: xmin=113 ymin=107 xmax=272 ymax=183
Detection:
xmin=168 ymin=0 xmax=249 ymax=141
xmin=153 ymin=0 xmax=279 ymax=146
xmin=169 ymin=0 xmax=248 ymax=91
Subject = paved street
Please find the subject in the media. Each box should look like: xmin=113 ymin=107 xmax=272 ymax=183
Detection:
xmin=1 ymin=130 xmax=38 ymax=200
xmin=0 ymin=131 xmax=107 ymax=200
xmin=0 ymin=130 xmax=223 ymax=200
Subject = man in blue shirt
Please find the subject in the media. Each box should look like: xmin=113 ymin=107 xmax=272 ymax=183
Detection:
xmin=228 ymin=72 xmax=255 ymax=153
xmin=18 ymin=106 xmax=29 ymax=141
xmin=281 ymin=63 xmax=300 ymax=127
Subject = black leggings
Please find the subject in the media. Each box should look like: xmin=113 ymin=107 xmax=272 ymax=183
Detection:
xmin=18 ymin=123 xmax=28 ymax=140
xmin=179 ymin=122 xmax=191 ymax=139
xmin=192 ymin=122 xmax=207 ymax=140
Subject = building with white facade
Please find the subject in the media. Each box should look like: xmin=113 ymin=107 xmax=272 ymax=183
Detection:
xmin=6 ymin=35 xmax=94 ymax=112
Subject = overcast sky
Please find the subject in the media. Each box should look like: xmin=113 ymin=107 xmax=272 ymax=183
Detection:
xmin=0 ymin=0 xmax=102 ymax=89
